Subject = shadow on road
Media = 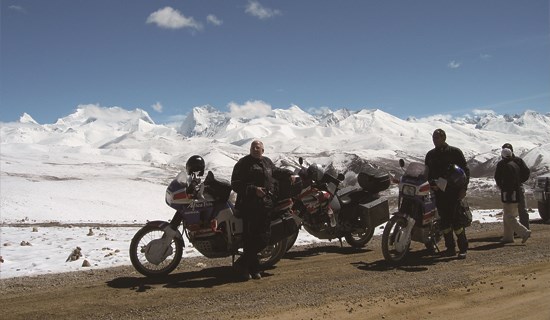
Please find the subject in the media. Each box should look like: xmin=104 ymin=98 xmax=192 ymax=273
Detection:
xmin=354 ymin=249 xmax=457 ymax=273
xmin=106 ymin=265 xmax=263 ymax=291
xmin=283 ymin=244 xmax=370 ymax=260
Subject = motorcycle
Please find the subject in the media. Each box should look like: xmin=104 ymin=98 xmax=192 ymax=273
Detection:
xmin=129 ymin=170 xmax=297 ymax=277
xmin=381 ymin=159 xmax=443 ymax=263
xmin=284 ymin=157 xmax=391 ymax=249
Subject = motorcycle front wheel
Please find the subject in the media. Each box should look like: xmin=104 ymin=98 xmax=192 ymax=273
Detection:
xmin=381 ymin=216 xmax=410 ymax=263
xmin=259 ymin=237 xmax=289 ymax=268
xmin=129 ymin=225 xmax=184 ymax=277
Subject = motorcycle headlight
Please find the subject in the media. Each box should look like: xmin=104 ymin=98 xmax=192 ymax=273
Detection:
xmin=402 ymin=185 xmax=416 ymax=196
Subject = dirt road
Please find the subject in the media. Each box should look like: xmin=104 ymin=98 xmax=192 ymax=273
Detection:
xmin=2 ymin=221 xmax=550 ymax=320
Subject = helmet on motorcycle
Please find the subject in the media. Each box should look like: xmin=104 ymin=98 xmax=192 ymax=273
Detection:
xmin=446 ymin=164 xmax=467 ymax=189
xmin=307 ymin=163 xmax=324 ymax=182
xmin=186 ymin=155 xmax=205 ymax=176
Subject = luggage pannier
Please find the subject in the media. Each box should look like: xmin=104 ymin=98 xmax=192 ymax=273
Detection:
xmin=358 ymin=168 xmax=391 ymax=193
xmin=358 ymin=197 xmax=390 ymax=227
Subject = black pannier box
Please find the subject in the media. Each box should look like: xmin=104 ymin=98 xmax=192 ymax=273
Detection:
xmin=358 ymin=168 xmax=390 ymax=193
xmin=358 ymin=197 xmax=390 ymax=227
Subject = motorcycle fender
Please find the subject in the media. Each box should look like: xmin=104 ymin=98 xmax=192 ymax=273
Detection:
xmin=144 ymin=220 xmax=184 ymax=241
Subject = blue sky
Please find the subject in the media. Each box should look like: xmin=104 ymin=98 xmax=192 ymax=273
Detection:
xmin=1 ymin=0 xmax=549 ymax=124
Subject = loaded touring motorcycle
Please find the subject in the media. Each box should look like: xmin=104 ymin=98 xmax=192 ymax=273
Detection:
xmin=381 ymin=159 xmax=470 ymax=264
xmin=381 ymin=159 xmax=442 ymax=263
xmin=283 ymin=158 xmax=391 ymax=249
xmin=129 ymin=156 xmax=297 ymax=277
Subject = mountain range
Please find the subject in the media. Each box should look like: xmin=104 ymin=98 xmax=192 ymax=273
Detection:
xmin=2 ymin=104 xmax=549 ymax=222
xmin=5 ymin=104 xmax=549 ymax=176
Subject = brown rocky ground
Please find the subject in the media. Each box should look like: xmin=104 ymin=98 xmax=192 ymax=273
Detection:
xmin=1 ymin=220 xmax=550 ymax=320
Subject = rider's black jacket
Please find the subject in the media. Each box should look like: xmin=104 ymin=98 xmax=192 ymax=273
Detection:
xmin=425 ymin=142 xmax=470 ymax=189
xmin=231 ymin=155 xmax=291 ymax=212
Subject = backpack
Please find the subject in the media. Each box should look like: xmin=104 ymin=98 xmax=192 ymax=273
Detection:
xmin=514 ymin=158 xmax=530 ymax=183
xmin=501 ymin=161 xmax=520 ymax=203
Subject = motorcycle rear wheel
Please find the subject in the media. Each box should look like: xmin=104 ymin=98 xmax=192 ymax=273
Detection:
xmin=381 ymin=216 xmax=410 ymax=263
xmin=344 ymin=225 xmax=375 ymax=248
xmin=129 ymin=225 xmax=184 ymax=277
xmin=259 ymin=237 xmax=289 ymax=267
xmin=538 ymin=200 xmax=549 ymax=222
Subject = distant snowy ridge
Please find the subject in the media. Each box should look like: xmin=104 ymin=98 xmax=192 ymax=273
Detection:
xmin=1 ymin=104 xmax=549 ymax=180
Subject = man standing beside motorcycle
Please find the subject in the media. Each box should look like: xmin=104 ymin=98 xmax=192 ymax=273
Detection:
xmin=231 ymin=140 xmax=293 ymax=280
xmin=425 ymin=129 xmax=470 ymax=259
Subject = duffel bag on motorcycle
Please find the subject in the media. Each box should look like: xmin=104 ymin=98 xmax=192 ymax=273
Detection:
xmin=268 ymin=214 xmax=299 ymax=245
xmin=204 ymin=171 xmax=232 ymax=202
xmin=358 ymin=168 xmax=391 ymax=193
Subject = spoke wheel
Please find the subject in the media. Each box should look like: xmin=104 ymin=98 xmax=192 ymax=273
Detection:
xmin=129 ymin=225 xmax=183 ymax=277
xmin=381 ymin=216 xmax=410 ymax=264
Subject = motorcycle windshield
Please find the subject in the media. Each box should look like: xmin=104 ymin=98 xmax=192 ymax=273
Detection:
xmin=404 ymin=162 xmax=428 ymax=179
xmin=175 ymin=171 xmax=190 ymax=184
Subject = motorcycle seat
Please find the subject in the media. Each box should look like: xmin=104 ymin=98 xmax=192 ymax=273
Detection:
xmin=340 ymin=189 xmax=376 ymax=205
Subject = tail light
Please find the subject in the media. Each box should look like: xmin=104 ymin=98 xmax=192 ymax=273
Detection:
xmin=419 ymin=184 xmax=431 ymax=193
xmin=210 ymin=219 xmax=218 ymax=232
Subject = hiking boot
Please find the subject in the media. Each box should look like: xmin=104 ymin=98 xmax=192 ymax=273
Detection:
xmin=234 ymin=260 xmax=250 ymax=281
xmin=251 ymin=272 xmax=262 ymax=280
xmin=441 ymin=248 xmax=456 ymax=257
xmin=522 ymin=230 xmax=531 ymax=244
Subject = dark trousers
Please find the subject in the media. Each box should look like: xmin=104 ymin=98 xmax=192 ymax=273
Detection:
xmin=518 ymin=186 xmax=529 ymax=230
xmin=436 ymin=190 xmax=468 ymax=253
xmin=241 ymin=208 xmax=270 ymax=273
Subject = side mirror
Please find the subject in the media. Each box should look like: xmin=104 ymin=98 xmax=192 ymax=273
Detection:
xmin=299 ymin=157 xmax=304 ymax=165
xmin=399 ymin=159 xmax=405 ymax=168
xmin=337 ymin=173 xmax=345 ymax=181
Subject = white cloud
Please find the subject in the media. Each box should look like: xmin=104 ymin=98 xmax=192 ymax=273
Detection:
xmin=472 ymin=109 xmax=496 ymax=116
xmin=480 ymin=53 xmax=492 ymax=60
xmin=146 ymin=7 xmax=202 ymax=30
xmin=207 ymin=14 xmax=223 ymax=26
xmin=448 ymin=60 xmax=461 ymax=69
xmin=416 ymin=114 xmax=454 ymax=122
xmin=9 ymin=5 xmax=26 ymax=13
xmin=245 ymin=1 xmax=281 ymax=19
xmin=307 ymin=106 xmax=332 ymax=116
xmin=228 ymin=100 xmax=273 ymax=118
xmin=151 ymin=102 xmax=163 ymax=113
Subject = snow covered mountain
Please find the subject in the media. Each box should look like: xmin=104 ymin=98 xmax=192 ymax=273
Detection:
xmin=1 ymin=104 xmax=549 ymax=223
xmin=2 ymin=104 xmax=549 ymax=178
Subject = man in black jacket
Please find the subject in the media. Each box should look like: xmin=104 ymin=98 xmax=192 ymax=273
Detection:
xmin=231 ymin=140 xmax=292 ymax=280
xmin=494 ymin=148 xmax=531 ymax=243
xmin=501 ymin=143 xmax=531 ymax=230
xmin=425 ymin=129 xmax=470 ymax=259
